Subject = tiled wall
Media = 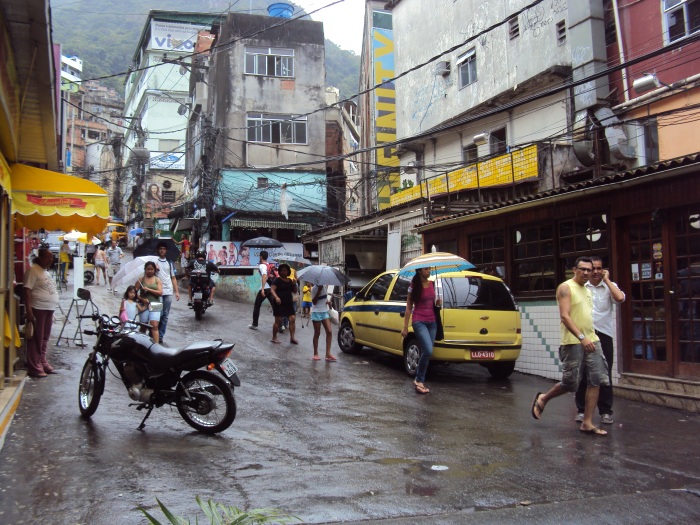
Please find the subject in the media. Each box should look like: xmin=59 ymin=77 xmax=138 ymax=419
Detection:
xmin=516 ymin=300 xmax=621 ymax=385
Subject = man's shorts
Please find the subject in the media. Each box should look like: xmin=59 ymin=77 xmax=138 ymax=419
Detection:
xmin=559 ymin=342 xmax=610 ymax=392
xmin=106 ymin=263 xmax=120 ymax=278
xmin=302 ymin=301 xmax=313 ymax=309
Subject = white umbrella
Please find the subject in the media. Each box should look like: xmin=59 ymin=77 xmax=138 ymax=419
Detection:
xmin=110 ymin=256 xmax=160 ymax=289
xmin=296 ymin=265 xmax=350 ymax=286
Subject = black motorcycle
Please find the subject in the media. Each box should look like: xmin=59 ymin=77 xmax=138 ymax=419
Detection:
xmin=78 ymin=303 xmax=240 ymax=434
xmin=190 ymin=269 xmax=212 ymax=321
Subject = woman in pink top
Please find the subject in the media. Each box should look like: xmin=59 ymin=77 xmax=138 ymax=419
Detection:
xmin=401 ymin=267 xmax=442 ymax=394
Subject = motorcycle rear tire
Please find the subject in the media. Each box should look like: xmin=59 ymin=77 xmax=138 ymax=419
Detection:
xmin=194 ymin=302 xmax=203 ymax=320
xmin=176 ymin=370 xmax=236 ymax=434
xmin=78 ymin=355 xmax=104 ymax=417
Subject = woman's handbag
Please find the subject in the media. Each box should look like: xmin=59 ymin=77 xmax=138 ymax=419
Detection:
xmin=24 ymin=320 xmax=34 ymax=339
xmin=434 ymin=305 xmax=444 ymax=341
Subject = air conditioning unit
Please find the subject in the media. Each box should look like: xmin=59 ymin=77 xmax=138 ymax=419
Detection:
xmin=434 ymin=60 xmax=451 ymax=76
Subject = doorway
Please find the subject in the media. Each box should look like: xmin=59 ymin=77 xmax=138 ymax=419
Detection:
xmin=622 ymin=206 xmax=700 ymax=379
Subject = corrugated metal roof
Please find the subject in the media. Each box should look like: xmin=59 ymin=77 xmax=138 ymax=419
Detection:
xmin=4 ymin=0 xmax=58 ymax=169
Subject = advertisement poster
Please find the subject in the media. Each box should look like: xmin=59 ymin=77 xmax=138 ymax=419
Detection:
xmin=201 ymin=241 xmax=303 ymax=268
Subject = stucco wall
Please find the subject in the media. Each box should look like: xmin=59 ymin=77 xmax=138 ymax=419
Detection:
xmin=392 ymin=0 xmax=571 ymax=139
xmin=214 ymin=13 xmax=327 ymax=170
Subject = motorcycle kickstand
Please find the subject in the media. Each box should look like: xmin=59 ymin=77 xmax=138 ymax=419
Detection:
xmin=131 ymin=402 xmax=155 ymax=431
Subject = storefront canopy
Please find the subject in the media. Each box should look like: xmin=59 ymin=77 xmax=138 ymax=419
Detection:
xmin=10 ymin=164 xmax=110 ymax=236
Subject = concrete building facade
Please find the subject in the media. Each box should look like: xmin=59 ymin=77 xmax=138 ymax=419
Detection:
xmin=303 ymin=0 xmax=700 ymax=407
xmin=185 ymin=10 xmax=328 ymax=249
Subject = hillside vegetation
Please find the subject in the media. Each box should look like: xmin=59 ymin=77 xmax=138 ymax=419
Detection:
xmin=52 ymin=0 xmax=359 ymax=99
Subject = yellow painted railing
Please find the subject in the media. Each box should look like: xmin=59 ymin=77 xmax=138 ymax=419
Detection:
xmin=390 ymin=144 xmax=539 ymax=206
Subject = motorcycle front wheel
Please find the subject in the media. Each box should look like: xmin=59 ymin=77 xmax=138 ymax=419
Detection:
xmin=78 ymin=354 xmax=104 ymax=417
xmin=176 ymin=370 xmax=236 ymax=434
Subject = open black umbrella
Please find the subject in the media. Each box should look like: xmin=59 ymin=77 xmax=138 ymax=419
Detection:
xmin=241 ymin=236 xmax=284 ymax=248
xmin=133 ymin=238 xmax=180 ymax=261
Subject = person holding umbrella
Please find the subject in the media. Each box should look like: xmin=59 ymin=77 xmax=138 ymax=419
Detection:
xmin=401 ymin=267 xmax=442 ymax=394
xmin=310 ymin=284 xmax=336 ymax=361
xmin=269 ymin=263 xmax=298 ymax=344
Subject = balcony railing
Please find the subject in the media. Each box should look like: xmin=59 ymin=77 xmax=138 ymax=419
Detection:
xmin=390 ymin=144 xmax=539 ymax=207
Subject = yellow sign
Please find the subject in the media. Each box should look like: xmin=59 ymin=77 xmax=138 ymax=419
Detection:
xmin=390 ymin=144 xmax=539 ymax=206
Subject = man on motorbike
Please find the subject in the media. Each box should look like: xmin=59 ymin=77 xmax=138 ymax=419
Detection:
xmin=187 ymin=249 xmax=219 ymax=306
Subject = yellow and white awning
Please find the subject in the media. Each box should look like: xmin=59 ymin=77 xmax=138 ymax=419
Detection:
xmin=11 ymin=164 xmax=110 ymax=236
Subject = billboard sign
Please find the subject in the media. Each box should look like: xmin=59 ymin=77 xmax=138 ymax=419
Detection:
xmin=150 ymin=21 xmax=209 ymax=51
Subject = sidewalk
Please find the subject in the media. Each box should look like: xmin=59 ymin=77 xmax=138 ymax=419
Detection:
xmin=0 ymin=265 xmax=118 ymax=452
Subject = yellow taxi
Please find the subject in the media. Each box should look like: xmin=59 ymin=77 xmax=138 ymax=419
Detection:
xmin=337 ymin=269 xmax=522 ymax=379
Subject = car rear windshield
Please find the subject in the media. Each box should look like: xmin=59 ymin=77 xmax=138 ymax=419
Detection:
xmin=442 ymin=277 xmax=517 ymax=311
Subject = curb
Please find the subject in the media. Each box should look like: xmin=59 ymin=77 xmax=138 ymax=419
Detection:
xmin=0 ymin=372 xmax=28 ymax=452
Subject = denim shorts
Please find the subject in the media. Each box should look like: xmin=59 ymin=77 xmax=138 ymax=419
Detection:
xmin=559 ymin=342 xmax=610 ymax=392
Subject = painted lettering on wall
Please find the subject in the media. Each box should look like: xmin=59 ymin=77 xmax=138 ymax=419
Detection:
xmin=373 ymin=15 xmax=400 ymax=210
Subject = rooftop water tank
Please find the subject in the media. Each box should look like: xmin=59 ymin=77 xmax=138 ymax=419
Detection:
xmin=268 ymin=2 xmax=294 ymax=18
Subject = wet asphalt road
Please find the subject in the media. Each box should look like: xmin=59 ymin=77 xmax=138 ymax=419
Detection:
xmin=1 ymin=275 xmax=700 ymax=524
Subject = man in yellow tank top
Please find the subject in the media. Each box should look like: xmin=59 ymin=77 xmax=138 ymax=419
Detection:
xmin=530 ymin=257 xmax=610 ymax=436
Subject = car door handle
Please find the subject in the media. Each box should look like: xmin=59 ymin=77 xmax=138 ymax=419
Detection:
xmin=374 ymin=310 xmax=380 ymax=315
xmin=400 ymin=312 xmax=405 ymax=318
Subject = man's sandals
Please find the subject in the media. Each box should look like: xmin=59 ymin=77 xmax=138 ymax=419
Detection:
xmin=531 ymin=392 xmax=545 ymax=419
xmin=414 ymin=381 xmax=430 ymax=394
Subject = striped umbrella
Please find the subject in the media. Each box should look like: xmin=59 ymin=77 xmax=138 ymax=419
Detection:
xmin=398 ymin=252 xmax=475 ymax=276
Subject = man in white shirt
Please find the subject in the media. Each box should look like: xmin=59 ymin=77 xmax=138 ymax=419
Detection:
xmin=156 ymin=241 xmax=180 ymax=343
xmin=576 ymin=255 xmax=626 ymax=425
xmin=105 ymin=242 xmax=124 ymax=293
xmin=249 ymin=250 xmax=274 ymax=330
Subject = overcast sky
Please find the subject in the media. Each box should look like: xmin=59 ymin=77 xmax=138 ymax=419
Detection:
xmin=295 ymin=0 xmax=365 ymax=54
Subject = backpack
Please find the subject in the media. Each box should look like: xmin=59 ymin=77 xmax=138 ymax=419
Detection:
xmin=266 ymin=262 xmax=278 ymax=281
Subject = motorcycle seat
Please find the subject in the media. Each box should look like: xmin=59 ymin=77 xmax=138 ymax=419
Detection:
xmin=147 ymin=340 xmax=230 ymax=368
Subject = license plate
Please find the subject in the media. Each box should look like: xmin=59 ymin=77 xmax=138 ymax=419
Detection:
xmin=471 ymin=350 xmax=495 ymax=359
xmin=193 ymin=292 xmax=203 ymax=300
xmin=221 ymin=358 xmax=238 ymax=377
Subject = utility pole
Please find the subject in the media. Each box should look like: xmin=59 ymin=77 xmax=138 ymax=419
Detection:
xmin=198 ymin=115 xmax=219 ymax=243
xmin=111 ymin=135 xmax=124 ymax=218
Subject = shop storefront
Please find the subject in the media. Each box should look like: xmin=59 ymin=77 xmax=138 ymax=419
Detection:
xmin=418 ymin=156 xmax=700 ymax=392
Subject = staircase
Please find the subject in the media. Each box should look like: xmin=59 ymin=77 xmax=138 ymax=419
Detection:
xmin=616 ymin=373 xmax=700 ymax=413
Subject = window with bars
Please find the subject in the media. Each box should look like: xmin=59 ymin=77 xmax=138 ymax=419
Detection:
xmin=244 ymin=47 xmax=295 ymax=77
xmin=556 ymin=20 xmax=567 ymax=45
xmin=513 ymin=225 xmax=555 ymax=293
xmin=457 ymin=48 xmax=477 ymax=88
xmin=509 ymin=17 xmax=520 ymax=39
xmin=246 ymin=113 xmax=308 ymax=144
xmin=463 ymin=143 xmax=478 ymax=164
xmin=558 ymin=215 xmax=609 ymax=280
xmin=470 ymin=232 xmax=506 ymax=279
xmin=664 ymin=0 xmax=700 ymax=43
